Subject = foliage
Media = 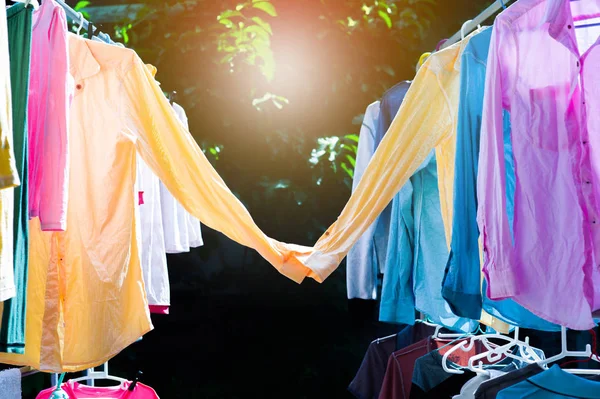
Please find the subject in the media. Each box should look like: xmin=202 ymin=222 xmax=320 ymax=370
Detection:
xmin=74 ymin=0 xmax=91 ymax=20
xmin=309 ymin=134 xmax=359 ymax=190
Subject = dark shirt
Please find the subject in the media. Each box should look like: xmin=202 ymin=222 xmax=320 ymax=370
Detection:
xmin=348 ymin=323 xmax=435 ymax=399
xmin=409 ymin=342 xmax=486 ymax=398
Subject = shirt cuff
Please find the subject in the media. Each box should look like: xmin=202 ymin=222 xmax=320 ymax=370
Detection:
xmin=149 ymin=305 xmax=169 ymax=314
xmin=482 ymin=259 xmax=520 ymax=300
xmin=0 ymin=284 xmax=16 ymax=302
xmin=0 ymin=174 xmax=19 ymax=190
xmin=40 ymin=222 xmax=67 ymax=232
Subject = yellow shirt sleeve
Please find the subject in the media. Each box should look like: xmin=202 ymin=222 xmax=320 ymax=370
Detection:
xmin=121 ymin=53 xmax=314 ymax=283
xmin=302 ymin=58 xmax=455 ymax=281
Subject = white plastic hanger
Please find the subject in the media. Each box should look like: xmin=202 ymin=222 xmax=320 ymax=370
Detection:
xmin=466 ymin=327 xmax=543 ymax=376
xmin=68 ymin=363 xmax=127 ymax=386
xmin=441 ymin=328 xmax=542 ymax=375
xmin=460 ymin=19 xmax=482 ymax=40
xmin=10 ymin=0 xmax=39 ymax=9
xmin=75 ymin=11 xmax=85 ymax=36
xmin=536 ymin=327 xmax=600 ymax=375
xmin=417 ymin=319 xmax=470 ymax=340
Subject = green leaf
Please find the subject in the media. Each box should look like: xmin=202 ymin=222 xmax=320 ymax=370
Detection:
xmin=345 ymin=134 xmax=359 ymax=142
xmin=219 ymin=18 xmax=234 ymax=28
xmin=340 ymin=162 xmax=354 ymax=178
xmin=74 ymin=1 xmax=90 ymax=11
xmin=253 ymin=1 xmax=277 ymax=17
xmin=251 ymin=16 xmax=273 ymax=35
xmin=378 ymin=10 xmax=392 ymax=28
xmin=218 ymin=10 xmax=243 ymax=20
xmin=345 ymin=154 xmax=356 ymax=167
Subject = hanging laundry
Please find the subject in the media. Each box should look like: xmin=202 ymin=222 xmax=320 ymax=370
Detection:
xmin=0 ymin=5 xmax=20 ymax=191
xmin=347 ymin=81 xmax=412 ymax=301
xmin=493 ymin=365 xmax=600 ymax=398
xmin=441 ymin=26 xmax=559 ymax=331
xmin=348 ymin=323 xmax=435 ymax=399
xmin=0 ymin=32 xmax=313 ymax=372
xmin=378 ymin=337 xmax=486 ymax=399
xmin=289 ymin=28 xmax=486 ymax=284
xmin=477 ymin=0 xmax=600 ymax=329
xmin=36 ymin=380 xmax=160 ymax=399
xmin=474 ymin=363 xmax=544 ymax=399
xmin=347 ymin=101 xmax=382 ymax=300
xmin=136 ymin=156 xmax=170 ymax=315
xmin=1 ymin=1 xmax=33 ymax=356
xmin=0 ymin=0 xmax=21 ymax=305
xmin=159 ymin=101 xmax=203 ymax=253
xmin=379 ymin=150 xmax=476 ymax=333
xmin=27 ymin=0 xmax=71 ymax=231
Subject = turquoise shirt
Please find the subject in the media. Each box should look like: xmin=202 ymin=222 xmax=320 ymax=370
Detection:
xmin=442 ymin=26 xmax=559 ymax=331
xmin=380 ymin=152 xmax=478 ymax=333
xmin=497 ymin=365 xmax=600 ymax=398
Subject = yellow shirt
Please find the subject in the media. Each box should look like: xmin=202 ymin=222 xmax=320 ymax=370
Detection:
xmin=0 ymin=34 xmax=311 ymax=372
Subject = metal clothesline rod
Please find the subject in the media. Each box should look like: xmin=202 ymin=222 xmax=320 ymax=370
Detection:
xmin=441 ymin=0 xmax=515 ymax=50
xmin=53 ymin=0 xmax=114 ymax=44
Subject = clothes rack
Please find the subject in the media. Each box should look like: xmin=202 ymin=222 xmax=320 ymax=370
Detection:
xmin=441 ymin=0 xmax=515 ymax=49
xmin=53 ymin=0 xmax=114 ymax=44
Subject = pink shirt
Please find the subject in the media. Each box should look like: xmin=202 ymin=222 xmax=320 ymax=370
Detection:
xmin=28 ymin=0 xmax=72 ymax=231
xmin=36 ymin=381 xmax=159 ymax=399
xmin=477 ymin=0 xmax=600 ymax=329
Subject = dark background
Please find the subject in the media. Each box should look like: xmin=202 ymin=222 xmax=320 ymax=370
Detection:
xmin=19 ymin=0 xmax=501 ymax=397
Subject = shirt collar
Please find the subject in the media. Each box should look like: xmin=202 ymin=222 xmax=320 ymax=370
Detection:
xmin=543 ymin=0 xmax=572 ymax=39
xmin=542 ymin=0 xmax=600 ymax=53
xmin=527 ymin=365 xmax=600 ymax=398
xmin=69 ymin=33 xmax=101 ymax=81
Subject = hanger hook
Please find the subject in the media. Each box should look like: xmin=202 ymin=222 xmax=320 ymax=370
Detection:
xmin=500 ymin=0 xmax=506 ymax=9
xmin=76 ymin=12 xmax=85 ymax=36
xmin=461 ymin=19 xmax=473 ymax=40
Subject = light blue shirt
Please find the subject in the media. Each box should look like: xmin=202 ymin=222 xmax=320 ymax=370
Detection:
xmin=347 ymin=101 xmax=385 ymax=299
xmin=497 ymin=365 xmax=600 ymax=398
xmin=347 ymin=81 xmax=412 ymax=300
xmin=380 ymin=152 xmax=478 ymax=333
xmin=442 ymin=27 xmax=559 ymax=331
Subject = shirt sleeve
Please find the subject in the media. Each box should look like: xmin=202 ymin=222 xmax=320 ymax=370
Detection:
xmin=477 ymin=21 xmax=519 ymax=300
xmin=121 ymin=53 xmax=313 ymax=283
xmin=0 ymin=4 xmax=19 ymax=190
xmin=346 ymin=102 xmax=381 ymax=300
xmin=38 ymin=6 xmax=71 ymax=231
xmin=303 ymin=58 xmax=454 ymax=281
xmin=442 ymin=48 xmax=484 ymax=320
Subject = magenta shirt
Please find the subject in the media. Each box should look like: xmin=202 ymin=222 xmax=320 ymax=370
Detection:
xmin=28 ymin=0 xmax=72 ymax=231
xmin=36 ymin=381 xmax=159 ymax=399
xmin=478 ymin=0 xmax=600 ymax=329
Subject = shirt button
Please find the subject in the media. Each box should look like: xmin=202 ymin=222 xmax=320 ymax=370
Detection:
xmin=577 ymin=61 xmax=580 ymax=67
xmin=583 ymin=140 xmax=588 ymax=145
xmin=568 ymin=24 xmax=572 ymax=29
xmin=76 ymin=84 xmax=83 ymax=90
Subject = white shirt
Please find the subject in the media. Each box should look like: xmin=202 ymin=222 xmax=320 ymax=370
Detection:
xmin=160 ymin=102 xmax=204 ymax=253
xmin=137 ymin=156 xmax=170 ymax=308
